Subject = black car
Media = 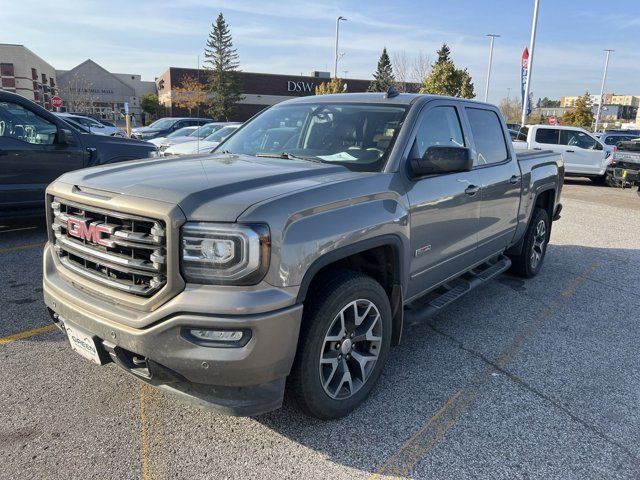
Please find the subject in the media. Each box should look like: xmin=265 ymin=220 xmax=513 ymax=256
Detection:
xmin=131 ymin=117 xmax=213 ymax=140
xmin=0 ymin=90 xmax=159 ymax=220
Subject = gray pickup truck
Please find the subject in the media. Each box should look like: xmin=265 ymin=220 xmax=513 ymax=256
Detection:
xmin=43 ymin=92 xmax=563 ymax=419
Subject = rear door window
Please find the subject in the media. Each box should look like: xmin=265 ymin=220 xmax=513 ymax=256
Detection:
xmin=535 ymin=128 xmax=560 ymax=145
xmin=465 ymin=108 xmax=509 ymax=165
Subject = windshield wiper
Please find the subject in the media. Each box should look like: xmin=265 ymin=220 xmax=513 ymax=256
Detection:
xmin=255 ymin=152 xmax=323 ymax=163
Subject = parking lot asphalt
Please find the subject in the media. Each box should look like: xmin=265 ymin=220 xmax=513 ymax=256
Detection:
xmin=1 ymin=179 xmax=639 ymax=480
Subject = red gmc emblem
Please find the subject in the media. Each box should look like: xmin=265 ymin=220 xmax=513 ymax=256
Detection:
xmin=67 ymin=217 xmax=115 ymax=247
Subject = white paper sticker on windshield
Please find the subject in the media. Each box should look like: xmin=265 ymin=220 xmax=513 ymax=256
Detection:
xmin=317 ymin=152 xmax=358 ymax=161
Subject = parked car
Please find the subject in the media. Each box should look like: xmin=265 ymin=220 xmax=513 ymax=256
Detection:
xmin=164 ymin=124 xmax=241 ymax=155
xmin=147 ymin=126 xmax=199 ymax=147
xmin=513 ymin=124 xmax=607 ymax=182
xmin=43 ymin=92 xmax=563 ymax=419
xmin=152 ymin=122 xmax=237 ymax=153
xmin=598 ymin=132 xmax=639 ymax=148
xmin=55 ymin=113 xmax=126 ymax=137
xmin=131 ymin=117 xmax=212 ymax=140
xmin=66 ymin=112 xmax=118 ymax=129
xmin=0 ymin=90 xmax=159 ymax=220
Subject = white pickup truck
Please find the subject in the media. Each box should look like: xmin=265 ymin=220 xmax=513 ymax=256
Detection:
xmin=513 ymin=125 xmax=609 ymax=182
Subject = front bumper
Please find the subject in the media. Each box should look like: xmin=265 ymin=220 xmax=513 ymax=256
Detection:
xmin=43 ymin=244 xmax=303 ymax=416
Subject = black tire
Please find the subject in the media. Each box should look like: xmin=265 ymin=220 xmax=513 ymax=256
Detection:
xmin=288 ymin=270 xmax=392 ymax=419
xmin=508 ymin=207 xmax=550 ymax=278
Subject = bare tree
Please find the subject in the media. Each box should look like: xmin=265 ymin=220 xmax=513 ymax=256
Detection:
xmin=59 ymin=73 xmax=98 ymax=113
xmin=392 ymin=51 xmax=411 ymax=92
xmin=411 ymin=51 xmax=431 ymax=86
xmin=391 ymin=50 xmax=431 ymax=92
xmin=498 ymin=96 xmax=522 ymax=124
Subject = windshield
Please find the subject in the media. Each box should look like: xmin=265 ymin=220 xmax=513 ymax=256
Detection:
xmin=604 ymin=135 xmax=635 ymax=145
xmin=147 ymin=118 xmax=175 ymax=130
xmin=168 ymin=127 xmax=195 ymax=138
xmin=205 ymin=125 xmax=238 ymax=142
xmin=216 ymin=103 xmax=408 ymax=171
xmin=189 ymin=123 xmax=223 ymax=138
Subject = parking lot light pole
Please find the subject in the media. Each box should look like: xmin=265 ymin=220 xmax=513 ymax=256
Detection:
xmin=521 ymin=0 xmax=540 ymax=126
xmin=484 ymin=34 xmax=500 ymax=102
xmin=334 ymin=16 xmax=347 ymax=78
xmin=594 ymin=49 xmax=614 ymax=133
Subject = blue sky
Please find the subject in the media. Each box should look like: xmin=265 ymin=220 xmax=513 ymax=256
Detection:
xmin=2 ymin=0 xmax=639 ymax=103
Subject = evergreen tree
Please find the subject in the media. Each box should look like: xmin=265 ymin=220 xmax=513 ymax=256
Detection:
xmin=420 ymin=44 xmax=475 ymax=99
xmin=204 ymin=13 xmax=243 ymax=120
xmin=368 ymin=47 xmax=395 ymax=92
xmin=560 ymin=91 xmax=594 ymax=128
xmin=435 ymin=43 xmax=451 ymax=64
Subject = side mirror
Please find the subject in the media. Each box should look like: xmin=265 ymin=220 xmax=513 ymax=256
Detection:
xmin=57 ymin=128 xmax=77 ymax=146
xmin=410 ymin=146 xmax=473 ymax=177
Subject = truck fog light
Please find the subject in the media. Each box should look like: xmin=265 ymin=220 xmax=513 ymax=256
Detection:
xmin=190 ymin=329 xmax=244 ymax=342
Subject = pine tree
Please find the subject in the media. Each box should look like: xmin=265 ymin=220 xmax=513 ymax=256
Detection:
xmin=560 ymin=91 xmax=594 ymax=128
xmin=420 ymin=43 xmax=475 ymax=99
xmin=435 ymin=44 xmax=451 ymax=64
xmin=368 ymin=47 xmax=395 ymax=92
xmin=204 ymin=13 xmax=243 ymax=120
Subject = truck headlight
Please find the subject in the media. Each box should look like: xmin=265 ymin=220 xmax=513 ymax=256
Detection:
xmin=181 ymin=223 xmax=270 ymax=285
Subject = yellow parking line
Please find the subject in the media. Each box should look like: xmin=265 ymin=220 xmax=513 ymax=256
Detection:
xmin=0 ymin=242 xmax=46 ymax=254
xmin=0 ymin=324 xmax=57 ymax=346
xmin=370 ymin=262 xmax=600 ymax=479
xmin=140 ymin=384 xmax=152 ymax=480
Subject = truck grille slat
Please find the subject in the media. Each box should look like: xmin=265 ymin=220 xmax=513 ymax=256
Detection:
xmin=51 ymin=197 xmax=167 ymax=296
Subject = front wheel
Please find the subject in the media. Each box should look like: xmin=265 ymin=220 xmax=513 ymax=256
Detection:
xmin=288 ymin=271 xmax=392 ymax=419
xmin=508 ymin=207 xmax=550 ymax=278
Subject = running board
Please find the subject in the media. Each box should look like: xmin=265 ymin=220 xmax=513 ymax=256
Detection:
xmin=404 ymin=255 xmax=512 ymax=326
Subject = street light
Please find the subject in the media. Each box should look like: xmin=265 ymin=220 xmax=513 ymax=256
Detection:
xmin=484 ymin=34 xmax=500 ymax=102
xmin=521 ymin=0 xmax=540 ymax=126
xmin=594 ymin=49 xmax=614 ymax=133
xmin=334 ymin=16 xmax=347 ymax=78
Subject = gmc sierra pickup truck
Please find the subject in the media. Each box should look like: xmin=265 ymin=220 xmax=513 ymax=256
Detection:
xmin=43 ymin=92 xmax=563 ymax=419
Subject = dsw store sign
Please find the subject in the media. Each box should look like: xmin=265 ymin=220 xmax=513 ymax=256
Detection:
xmin=287 ymin=81 xmax=315 ymax=93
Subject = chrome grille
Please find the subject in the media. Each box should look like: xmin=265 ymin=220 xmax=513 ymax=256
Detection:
xmin=51 ymin=197 xmax=166 ymax=296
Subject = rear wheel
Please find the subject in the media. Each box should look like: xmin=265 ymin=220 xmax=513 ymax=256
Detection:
xmin=288 ymin=271 xmax=392 ymax=419
xmin=508 ymin=207 xmax=550 ymax=278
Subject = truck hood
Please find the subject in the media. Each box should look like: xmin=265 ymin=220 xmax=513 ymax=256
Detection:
xmin=165 ymin=140 xmax=218 ymax=155
xmin=57 ymin=153 xmax=367 ymax=221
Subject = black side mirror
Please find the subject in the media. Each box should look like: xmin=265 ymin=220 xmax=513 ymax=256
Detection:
xmin=57 ymin=128 xmax=76 ymax=146
xmin=410 ymin=146 xmax=473 ymax=177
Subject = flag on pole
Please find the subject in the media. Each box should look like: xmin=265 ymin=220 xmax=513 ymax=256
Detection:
xmin=521 ymin=48 xmax=531 ymax=116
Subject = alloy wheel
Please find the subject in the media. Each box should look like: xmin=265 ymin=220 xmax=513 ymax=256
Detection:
xmin=318 ymin=299 xmax=383 ymax=400
xmin=530 ymin=219 xmax=547 ymax=269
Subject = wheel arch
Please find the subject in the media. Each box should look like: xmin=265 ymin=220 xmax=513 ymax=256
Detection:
xmin=296 ymin=235 xmax=405 ymax=346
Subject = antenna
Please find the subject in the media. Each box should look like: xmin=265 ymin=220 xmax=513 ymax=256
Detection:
xmin=384 ymin=85 xmax=399 ymax=99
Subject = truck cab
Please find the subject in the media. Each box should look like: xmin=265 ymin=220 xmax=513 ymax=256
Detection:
xmin=513 ymin=124 xmax=607 ymax=181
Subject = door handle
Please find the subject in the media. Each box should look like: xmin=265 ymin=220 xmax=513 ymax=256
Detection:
xmin=566 ymin=149 xmax=575 ymax=153
xmin=465 ymin=185 xmax=480 ymax=196
xmin=533 ymin=147 xmax=542 ymax=150
xmin=509 ymin=175 xmax=520 ymax=185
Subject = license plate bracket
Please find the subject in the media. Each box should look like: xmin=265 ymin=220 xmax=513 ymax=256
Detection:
xmin=63 ymin=322 xmax=108 ymax=365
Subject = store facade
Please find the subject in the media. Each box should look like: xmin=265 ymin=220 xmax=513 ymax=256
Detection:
xmin=156 ymin=68 xmax=379 ymax=121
